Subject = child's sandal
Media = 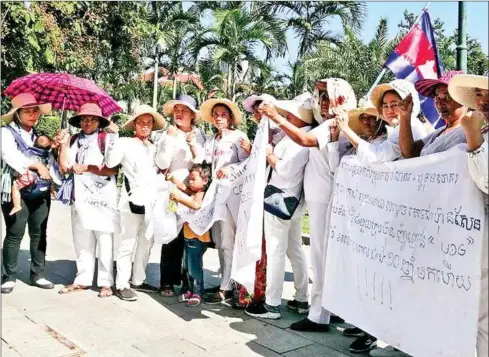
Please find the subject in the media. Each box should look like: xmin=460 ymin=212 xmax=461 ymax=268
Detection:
xmin=178 ymin=291 xmax=192 ymax=303
xmin=187 ymin=294 xmax=201 ymax=307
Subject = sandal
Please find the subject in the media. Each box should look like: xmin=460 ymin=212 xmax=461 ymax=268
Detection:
xmin=98 ymin=286 xmax=113 ymax=298
xmin=178 ymin=291 xmax=192 ymax=303
xmin=187 ymin=294 xmax=202 ymax=307
xmin=58 ymin=284 xmax=88 ymax=294
xmin=160 ymin=285 xmax=174 ymax=297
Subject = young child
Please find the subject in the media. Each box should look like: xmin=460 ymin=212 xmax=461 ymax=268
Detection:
xmin=166 ymin=163 xmax=211 ymax=307
xmin=10 ymin=135 xmax=53 ymax=215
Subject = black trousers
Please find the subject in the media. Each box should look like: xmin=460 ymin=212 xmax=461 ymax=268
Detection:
xmin=159 ymin=228 xmax=187 ymax=288
xmin=1 ymin=196 xmax=51 ymax=282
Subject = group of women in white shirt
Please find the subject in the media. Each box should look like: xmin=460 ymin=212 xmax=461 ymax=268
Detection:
xmin=1 ymin=71 xmax=487 ymax=357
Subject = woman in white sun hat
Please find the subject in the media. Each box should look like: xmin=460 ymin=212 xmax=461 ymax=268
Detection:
xmin=156 ymin=94 xmax=206 ymax=298
xmin=448 ymin=73 xmax=488 ymax=357
xmin=1 ymin=93 xmax=56 ymax=294
xmin=200 ymin=97 xmax=250 ymax=304
xmin=105 ymin=104 xmax=165 ymax=302
xmin=245 ymin=93 xmax=312 ymax=320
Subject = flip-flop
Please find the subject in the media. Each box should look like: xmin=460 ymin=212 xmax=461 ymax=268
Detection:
xmin=58 ymin=284 xmax=88 ymax=294
xmin=160 ymin=286 xmax=174 ymax=297
xmin=187 ymin=294 xmax=202 ymax=307
xmin=98 ymin=287 xmax=113 ymax=298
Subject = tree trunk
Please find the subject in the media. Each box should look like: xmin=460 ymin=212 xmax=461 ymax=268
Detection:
xmin=232 ymin=63 xmax=237 ymax=102
xmin=227 ymin=65 xmax=232 ymax=99
xmin=172 ymin=73 xmax=178 ymax=99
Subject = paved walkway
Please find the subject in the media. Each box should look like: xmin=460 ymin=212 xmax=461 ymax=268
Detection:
xmin=1 ymin=201 xmax=380 ymax=357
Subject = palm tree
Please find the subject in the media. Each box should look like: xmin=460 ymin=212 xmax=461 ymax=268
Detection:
xmin=303 ymin=18 xmax=399 ymax=99
xmin=257 ymin=1 xmax=367 ymax=58
xmin=192 ymin=3 xmax=287 ymax=100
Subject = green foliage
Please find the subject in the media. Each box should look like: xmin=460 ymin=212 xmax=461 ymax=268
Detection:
xmin=34 ymin=115 xmax=61 ymax=139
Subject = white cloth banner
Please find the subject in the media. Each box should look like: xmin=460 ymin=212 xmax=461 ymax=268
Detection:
xmin=230 ymin=117 xmax=268 ymax=293
xmin=322 ymin=146 xmax=485 ymax=357
xmin=73 ymin=173 xmax=120 ymax=233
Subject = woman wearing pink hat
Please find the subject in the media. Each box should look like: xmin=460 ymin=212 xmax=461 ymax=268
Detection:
xmin=1 ymin=93 xmax=55 ymax=294
xmin=398 ymin=71 xmax=468 ymax=159
xmin=56 ymin=103 xmax=120 ymax=298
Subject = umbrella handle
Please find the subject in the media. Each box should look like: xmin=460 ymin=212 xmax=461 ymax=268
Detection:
xmin=60 ymin=96 xmax=68 ymax=129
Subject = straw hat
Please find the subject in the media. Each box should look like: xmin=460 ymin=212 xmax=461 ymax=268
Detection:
xmin=347 ymin=99 xmax=379 ymax=134
xmin=415 ymin=70 xmax=465 ymax=98
xmin=275 ymin=93 xmax=314 ymax=124
xmin=68 ymin=103 xmax=111 ymax=128
xmin=1 ymin=93 xmax=52 ymax=124
xmin=122 ymin=104 xmax=166 ymax=131
xmin=200 ymin=98 xmax=242 ymax=125
xmin=243 ymin=94 xmax=277 ymax=113
xmin=448 ymin=74 xmax=489 ymax=109
xmin=370 ymin=79 xmax=420 ymax=120
xmin=163 ymin=94 xmax=200 ymax=118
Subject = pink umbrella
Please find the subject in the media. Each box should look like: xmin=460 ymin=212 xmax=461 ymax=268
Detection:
xmin=3 ymin=73 xmax=123 ymax=117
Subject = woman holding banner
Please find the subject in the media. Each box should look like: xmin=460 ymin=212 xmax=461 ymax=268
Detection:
xmin=245 ymin=94 xmax=312 ymax=320
xmin=56 ymin=103 xmax=119 ymax=298
xmin=449 ymin=73 xmax=488 ymax=357
xmin=200 ymin=98 xmax=250 ymax=304
xmin=156 ymin=95 xmax=205 ymax=298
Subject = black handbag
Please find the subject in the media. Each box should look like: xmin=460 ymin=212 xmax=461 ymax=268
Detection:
xmin=263 ymin=166 xmax=302 ymax=220
xmin=123 ymin=176 xmax=145 ymax=215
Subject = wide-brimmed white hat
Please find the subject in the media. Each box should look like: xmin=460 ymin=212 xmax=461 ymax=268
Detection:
xmin=347 ymin=99 xmax=379 ymax=135
xmin=243 ymin=94 xmax=277 ymax=113
xmin=122 ymin=104 xmax=166 ymax=131
xmin=200 ymin=98 xmax=242 ymax=125
xmin=1 ymin=93 xmax=52 ymax=124
xmin=275 ymin=92 xmax=314 ymax=124
xmin=371 ymin=79 xmax=420 ymax=121
xmin=162 ymin=94 xmax=200 ymax=119
xmin=448 ymin=74 xmax=488 ymax=109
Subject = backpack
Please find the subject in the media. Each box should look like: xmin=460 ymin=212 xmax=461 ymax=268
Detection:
xmin=69 ymin=131 xmax=107 ymax=155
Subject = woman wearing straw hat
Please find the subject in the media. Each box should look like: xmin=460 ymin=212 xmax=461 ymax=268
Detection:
xmin=1 ymin=93 xmax=56 ymax=294
xmin=156 ymin=94 xmax=206 ymax=298
xmin=200 ymin=98 xmax=250 ymax=304
xmin=397 ymin=71 xmax=468 ymax=159
xmin=448 ymin=73 xmax=488 ymax=357
xmin=56 ymin=103 xmax=119 ymax=298
xmin=245 ymin=94 xmax=312 ymax=320
xmin=105 ymin=104 xmax=165 ymax=301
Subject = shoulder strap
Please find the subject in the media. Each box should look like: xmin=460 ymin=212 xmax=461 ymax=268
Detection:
xmin=5 ymin=125 xmax=30 ymax=153
xmin=69 ymin=133 xmax=79 ymax=147
xmin=98 ymin=131 xmax=107 ymax=156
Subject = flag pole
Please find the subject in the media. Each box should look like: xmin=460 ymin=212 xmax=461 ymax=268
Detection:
xmin=364 ymin=2 xmax=432 ymax=100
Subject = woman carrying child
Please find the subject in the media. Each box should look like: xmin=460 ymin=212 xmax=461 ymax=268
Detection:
xmin=1 ymin=93 xmax=56 ymax=294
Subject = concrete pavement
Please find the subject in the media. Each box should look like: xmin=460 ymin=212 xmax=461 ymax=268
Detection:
xmin=1 ymin=201 xmax=384 ymax=357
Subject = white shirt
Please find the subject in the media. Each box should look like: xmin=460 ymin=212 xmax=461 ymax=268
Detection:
xmin=1 ymin=122 xmax=36 ymax=174
xmin=468 ymin=131 xmax=488 ymax=195
xmin=106 ymin=137 xmax=158 ymax=207
xmin=155 ymin=126 xmax=205 ymax=182
xmin=327 ymin=134 xmax=388 ymax=173
xmin=205 ymin=129 xmax=249 ymax=176
xmin=303 ymin=120 xmax=349 ymax=203
xmin=268 ymin=126 xmax=311 ymax=199
xmin=356 ymin=118 xmax=428 ymax=165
